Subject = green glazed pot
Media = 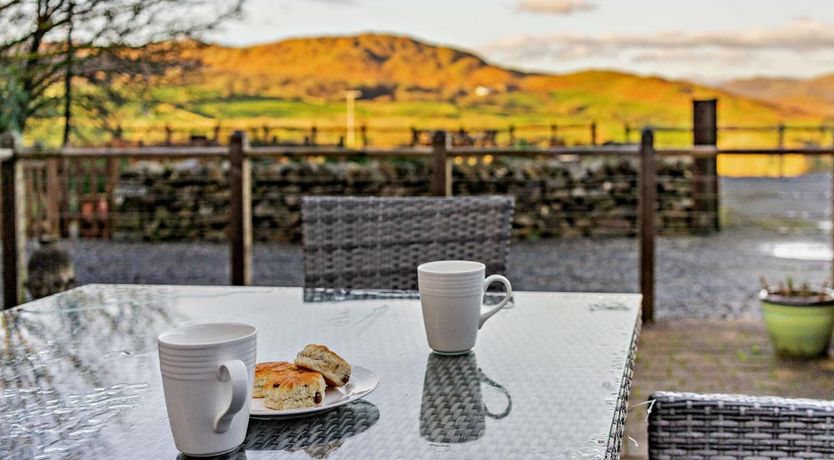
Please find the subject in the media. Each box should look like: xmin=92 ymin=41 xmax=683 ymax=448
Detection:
xmin=760 ymin=289 xmax=834 ymax=359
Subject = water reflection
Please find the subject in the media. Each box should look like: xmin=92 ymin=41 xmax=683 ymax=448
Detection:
xmin=0 ymin=286 xmax=178 ymax=458
xmin=191 ymin=400 xmax=380 ymax=459
xmin=303 ymin=288 xmax=512 ymax=307
xmin=303 ymin=288 xmax=420 ymax=303
xmin=419 ymin=352 xmax=511 ymax=444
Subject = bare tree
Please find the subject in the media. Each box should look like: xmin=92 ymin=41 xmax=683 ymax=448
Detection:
xmin=0 ymin=0 xmax=244 ymax=144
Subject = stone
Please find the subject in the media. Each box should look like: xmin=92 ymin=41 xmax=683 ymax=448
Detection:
xmin=111 ymin=156 xmax=702 ymax=241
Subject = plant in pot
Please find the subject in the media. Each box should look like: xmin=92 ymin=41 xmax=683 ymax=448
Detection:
xmin=759 ymin=277 xmax=834 ymax=359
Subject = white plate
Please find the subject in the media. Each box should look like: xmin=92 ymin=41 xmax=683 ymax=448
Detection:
xmin=249 ymin=365 xmax=379 ymax=419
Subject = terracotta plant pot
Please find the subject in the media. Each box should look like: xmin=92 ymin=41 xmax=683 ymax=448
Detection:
xmin=760 ymin=288 xmax=834 ymax=359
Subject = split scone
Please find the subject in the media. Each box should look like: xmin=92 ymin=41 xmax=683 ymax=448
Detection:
xmin=294 ymin=344 xmax=352 ymax=387
xmin=263 ymin=365 xmax=326 ymax=410
xmin=253 ymin=361 xmax=294 ymax=398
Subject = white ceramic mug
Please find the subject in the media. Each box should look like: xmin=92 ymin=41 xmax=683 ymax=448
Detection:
xmin=158 ymin=322 xmax=257 ymax=457
xmin=417 ymin=260 xmax=513 ymax=354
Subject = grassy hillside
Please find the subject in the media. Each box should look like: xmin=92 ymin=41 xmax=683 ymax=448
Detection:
xmin=25 ymin=33 xmax=832 ymax=156
xmin=195 ymin=34 xmax=522 ymax=101
xmin=723 ymin=74 xmax=834 ymax=117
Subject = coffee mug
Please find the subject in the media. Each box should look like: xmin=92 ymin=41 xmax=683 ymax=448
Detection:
xmin=158 ymin=322 xmax=257 ymax=457
xmin=417 ymin=260 xmax=513 ymax=354
xmin=420 ymin=352 xmax=512 ymax=443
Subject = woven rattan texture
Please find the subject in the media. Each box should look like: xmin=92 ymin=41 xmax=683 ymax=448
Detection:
xmin=302 ymin=196 xmax=515 ymax=290
xmin=418 ymin=353 xmax=512 ymax=445
xmin=238 ymin=400 xmax=380 ymax=457
xmin=607 ymin=315 xmax=641 ymax=458
xmin=648 ymin=391 xmax=834 ymax=459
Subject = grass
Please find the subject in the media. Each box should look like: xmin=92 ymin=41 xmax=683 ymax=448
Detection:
xmin=22 ymin=86 xmax=832 ymax=178
xmin=192 ymin=97 xmax=345 ymax=119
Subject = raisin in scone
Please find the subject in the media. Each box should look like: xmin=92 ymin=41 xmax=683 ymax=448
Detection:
xmin=253 ymin=361 xmax=294 ymax=398
xmin=263 ymin=365 xmax=326 ymax=410
xmin=294 ymin=344 xmax=352 ymax=387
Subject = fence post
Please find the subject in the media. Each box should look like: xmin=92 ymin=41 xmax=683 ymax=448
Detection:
xmin=213 ymin=124 xmax=222 ymax=144
xmin=360 ymin=124 xmax=368 ymax=147
xmin=625 ymin=123 xmax=632 ymax=143
xmin=777 ymin=123 xmax=785 ymax=178
xmin=410 ymin=127 xmax=419 ymax=147
xmin=2 ymin=133 xmax=26 ymax=309
xmin=550 ymin=123 xmax=558 ymax=146
xmin=777 ymin=123 xmax=785 ymax=149
xmin=692 ymin=99 xmax=720 ymax=232
xmin=638 ymin=128 xmax=656 ymax=323
xmin=46 ymin=157 xmax=61 ymax=237
xmin=229 ymin=131 xmax=252 ymax=286
xmin=105 ymin=157 xmax=119 ymax=240
xmin=508 ymin=124 xmax=516 ymax=146
xmin=590 ymin=121 xmax=598 ymax=146
xmin=262 ymin=125 xmax=270 ymax=144
xmin=431 ymin=130 xmax=451 ymax=197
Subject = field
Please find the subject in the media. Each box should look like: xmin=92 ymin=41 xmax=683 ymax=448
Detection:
xmin=28 ymin=91 xmax=831 ymax=146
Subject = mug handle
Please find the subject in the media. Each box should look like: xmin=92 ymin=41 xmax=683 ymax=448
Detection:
xmin=479 ymin=369 xmax=513 ymax=419
xmin=213 ymin=359 xmax=249 ymax=433
xmin=479 ymin=275 xmax=513 ymax=329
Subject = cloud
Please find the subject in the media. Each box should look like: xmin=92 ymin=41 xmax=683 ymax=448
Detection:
xmin=484 ymin=18 xmax=834 ymax=63
xmin=516 ymin=0 xmax=595 ymax=15
xmin=630 ymin=49 xmax=755 ymax=65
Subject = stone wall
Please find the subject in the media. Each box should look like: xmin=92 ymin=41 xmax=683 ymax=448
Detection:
xmin=112 ymin=157 xmax=702 ymax=242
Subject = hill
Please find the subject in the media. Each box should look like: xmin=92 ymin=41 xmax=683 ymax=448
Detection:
xmin=197 ymin=34 xmax=523 ymax=100
xmin=194 ymin=33 xmax=818 ymax=125
xmin=26 ymin=32 xmax=831 ymax=151
xmin=723 ymin=74 xmax=834 ymax=117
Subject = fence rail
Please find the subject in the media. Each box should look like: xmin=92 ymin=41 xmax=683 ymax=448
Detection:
xmin=62 ymin=119 xmax=834 ymax=149
xmin=15 ymin=144 xmax=834 ymax=159
xmin=4 ymin=100 xmax=834 ymax=323
xmin=63 ymin=121 xmax=603 ymax=148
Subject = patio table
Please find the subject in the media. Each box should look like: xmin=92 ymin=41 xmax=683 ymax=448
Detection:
xmin=0 ymin=285 xmax=641 ymax=459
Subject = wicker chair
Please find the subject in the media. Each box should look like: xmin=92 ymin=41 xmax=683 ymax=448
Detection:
xmin=648 ymin=391 xmax=834 ymax=459
xmin=301 ymin=196 xmax=514 ymax=291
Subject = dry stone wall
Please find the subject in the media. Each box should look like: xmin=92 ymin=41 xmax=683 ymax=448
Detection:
xmin=112 ymin=157 xmax=702 ymax=242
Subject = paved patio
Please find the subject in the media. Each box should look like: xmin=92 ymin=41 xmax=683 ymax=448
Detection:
xmin=622 ymin=317 xmax=834 ymax=459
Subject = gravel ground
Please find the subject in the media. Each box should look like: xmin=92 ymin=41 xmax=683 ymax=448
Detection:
xmin=5 ymin=225 xmax=825 ymax=319
xmin=3 ymin=176 xmax=831 ymax=319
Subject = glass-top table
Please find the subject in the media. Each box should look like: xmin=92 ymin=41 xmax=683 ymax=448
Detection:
xmin=0 ymin=285 xmax=641 ymax=459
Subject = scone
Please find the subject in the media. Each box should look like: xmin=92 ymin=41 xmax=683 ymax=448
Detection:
xmin=294 ymin=344 xmax=352 ymax=387
xmin=253 ymin=361 xmax=295 ymax=398
xmin=263 ymin=364 xmax=326 ymax=410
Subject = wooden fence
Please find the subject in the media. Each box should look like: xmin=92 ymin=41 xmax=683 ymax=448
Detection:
xmin=0 ymin=129 xmax=661 ymax=315
xmin=75 ymin=121 xmax=603 ymax=148
xmin=72 ymin=119 xmax=834 ymax=150
xmin=3 ymin=100 xmax=834 ymax=323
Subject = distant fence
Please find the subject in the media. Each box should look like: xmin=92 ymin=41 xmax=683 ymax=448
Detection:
xmin=4 ymin=99 xmax=834 ymax=324
xmin=67 ymin=121 xmax=603 ymax=149
xmin=627 ymin=123 xmax=834 ymax=147
xmin=65 ymin=119 xmax=834 ymax=150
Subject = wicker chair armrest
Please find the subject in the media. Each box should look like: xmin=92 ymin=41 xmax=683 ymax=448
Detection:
xmin=648 ymin=391 xmax=834 ymax=459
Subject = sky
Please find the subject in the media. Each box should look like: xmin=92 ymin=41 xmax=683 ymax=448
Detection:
xmin=211 ymin=0 xmax=834 ymax=82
